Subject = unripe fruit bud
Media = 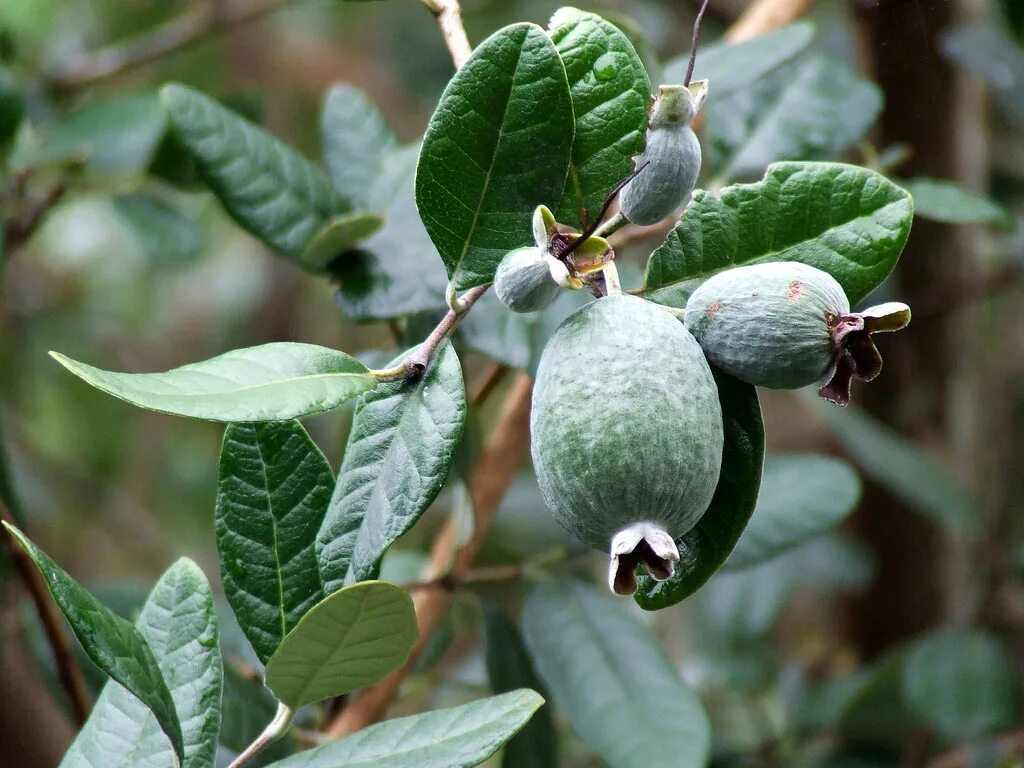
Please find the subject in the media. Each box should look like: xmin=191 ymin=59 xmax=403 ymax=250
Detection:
xmin=494 ymin=246 xmax=567 ymax=313
xmin=531 ymin=294 xmax=724 ymax=595
xmin=619 ymin=81 xmax=706 ymax=226
xmin=684 ymin=261 xmax=911 ymax=405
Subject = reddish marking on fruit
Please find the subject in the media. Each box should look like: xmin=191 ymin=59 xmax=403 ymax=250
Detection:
xmin=787 ymin=280 xmax=803 ymax=303
xmin=706 ymin=301 xmax=720 ymax=318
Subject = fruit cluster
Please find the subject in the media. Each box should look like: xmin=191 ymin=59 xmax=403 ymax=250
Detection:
xmin=494 ymin=81 xmax=911 ymax=596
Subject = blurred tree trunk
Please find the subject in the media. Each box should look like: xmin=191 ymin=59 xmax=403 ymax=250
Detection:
xmin=849 ymin=0 xmax=958 ymax=657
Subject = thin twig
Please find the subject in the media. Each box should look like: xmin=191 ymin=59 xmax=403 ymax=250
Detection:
xmin=0 ymin=501 xmax=91 ymax=725
xmin=683 ymin=0 xmax=713 ymax=87
xmin=46 ymin=0 xmax=293 ymax=91
xmin=325 ymin=374 xmax=533 ymax=737
xmin=420 ymin=0 xmax=473 ymax=69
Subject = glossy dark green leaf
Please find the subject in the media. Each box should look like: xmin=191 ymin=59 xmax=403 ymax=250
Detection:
xmin=60 ymin=559 xmax=222 ymax=768
xmin=548 ymin=8 xmax=650 ymax=224
xmin=216 ymin=420 xmax=333 ymax=664
xmin=51 ymin=343 xmax=376 ymax=423
xmin=902 ymin=630 xmax=1015 ymax=741
xmin=664 ymin=22 xmax=815 ymax=97
xmin=11 ymin=93 xmax=166 ymax=176
xmin=643 ymin=162 xmax=913 ymax=308
xmin=332 ymin=146 xmax=449 ymax=320
xmin=483 ymin=604 xmax=558 ymax=768
xmin=635 ymin=369 xmax=764 ymax=610
xmin=3 ymin=523 xmax=184 ymax=763
xmin=113 ymin=194 xmax=205 ymax=266
xmin=320 ymin=84 xmax=397 ymax=207
xmin=317 ymin=342 xmax=466 ymax=591
xmin=160 ymin=84 xmax=354 ymax=270
xmin=263 ymin=581 xmax=417 ymax=708
xmin=262 ymin=690 xmax=544 ymax=768
xmin=724 ymin=454 xmax=861 ymax=570
xmin=416 ymin=23 xmax=575 ymax=289
xmin=524 ymin=579 xmax=709 ymax=768
xmin=706 ymin=56 xmax=881 ymax=180
xmin=822 ymin=405 xmax=979 ymax=533
xmin=899 ymin=177 xmax=1012 ymax=227
xmin=0 ymin=67 xmax=24 ymax=154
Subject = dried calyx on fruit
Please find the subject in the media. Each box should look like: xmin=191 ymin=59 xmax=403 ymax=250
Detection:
xmin=619 ymin=80 xmax=707 ymax=226
xmin=684 ymin=261 xmax=911 ymax=406
xmin=531 ymin=294 xmax=724 ymax=595
xmin=494 ymin=204 xmax=612 ymax=313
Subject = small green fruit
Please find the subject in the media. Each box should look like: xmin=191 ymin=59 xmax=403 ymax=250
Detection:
xmin=531 ymin=294 xmax=724 ymax=595
xmin=619 ymin=81 xmax=706 ymax=226
xmin=684 ymin=261 xmax=911 ymax=405
xmin=493 ymin=246 xmax=566 ymax=313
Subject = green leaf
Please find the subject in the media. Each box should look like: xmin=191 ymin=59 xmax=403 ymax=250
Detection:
xmin=707 ymin=56 xmax=881 ymax=180
xmin=942 ymin=24 xmax=1024 ymax=123
xmin=416 ymin=22 xmax=575 ymax=290
xmin=320 ymin=84 xmax=397 ymax=207
xmin=317 ymin=342 xmax=466 ymax=591
xmin=664 ymin=22 xmax=815 ymax=97
xmin=11 ymin=93 xmax=166 ymax=176
xmin=483 ymin=604 xmax=558 ymax=768
xmin=302 ymin=212 xmax=385 ymax=271
xmin=160 ymin=84 xmax=353 ymax=270
xmin=263 ymin=580 xmax=417 ymax=708
xmin=332 ymin=146 xmax=449 ymax=320
xmin=821 ymin=405 xmax=979 ymax=533
xmin=74 ymin=560 xmax=221 ymax=768
xmin=3 ymin=523 xmax=184 ymax=763
xmin=902 ymin=630 xmax=1016 ymax=741
xmin=523 ymin=579 xmax=709 ymax=768
xmin=59 ymin=559 xmax=222 ymax=768
xmin=113 ymin=193 xmax=205 ymax=266
xmin=634 ymin=369 xmax=764 ymax=610
xmin=898 ymin=177 xmax=1012 ymax=227
xmin=262 ymin=690 xmax=543 ymax=768
xmin=642 ymin=162 xmax=914 ymax=308
xmin=724 ymin=454 xmax=861 ymax=571
xmin=548 ymin=8 xmax=650 ymax=224
xmin=838 ymin=649 xmax=919 ymax=747
xmin=220 ymin=664 xmax=292 ymax=766
xmin=50 ymin=343 xmax=376 ymax=423
xmin=216 ymin=420 xmax=333 ymax=664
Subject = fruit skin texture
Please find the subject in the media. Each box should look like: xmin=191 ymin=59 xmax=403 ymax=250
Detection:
xmin=531 ymin=294 xmax=724 ymax=553
xmin=494 ymin=247 xmax=562 ymax=313
xmin=685 ymin=262 xmax=850 ymax=389
xmin=619 ymin=82 xmax=705 ymax=226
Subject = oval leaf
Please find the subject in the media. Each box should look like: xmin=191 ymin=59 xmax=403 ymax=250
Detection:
xmin=263 ymin=581 xmax=417 ymax=708
xmin=160 ymin=84 xmax=350 ymax=270
xmin=643 ymin=162 xmax=914 ymax=307
xmin=262 ymin=690 xmax=543 ymax=768
xmin=724 ymin=454 xmax=861 ymax=570
xmin=635 ymin=368 xmax=764 ymax=610
xmin=3 ymin=523 xmax=184 ymax=763
xmin=302 ymin=212 xmax=385 ymax=271
xmin=416 ymin=22 xmax=575 ymax=290
xmin=216 ymin=420 xmax=333 ymax=664
xmin=899 ymin=177 xmax=1012 ymax=227
xmin=523 ymin=579 xmax=709 ymax=768
xmin=50 ymin=343 xmax=376 ymax=423
xmin=707 ymin=55 xmax=881 ymax=181
xmin=320 ymin=84 xmax=397 ymax=207
xmin=902 ymin=630 xmax=1016 ymax=741
xmin=548 ymin=8 xmax=650 ymax=224
xmin=483 ymin=604 xmax=558 ymax=768
xmin=317 ymin=342 xmax=466 ymax=591
xmin=60 ymin=559 xmax=222 ymax=768
xmin=664 ymin=22 xmax=815 ymax=98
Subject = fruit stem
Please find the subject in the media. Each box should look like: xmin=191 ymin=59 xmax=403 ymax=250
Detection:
xmin=227 ymin=702 xmax=294 ymax=768
xmin=602 ymin=261 xmax=623 ymax=297
xmin=594 ymin=210 xmax=628 ymax=239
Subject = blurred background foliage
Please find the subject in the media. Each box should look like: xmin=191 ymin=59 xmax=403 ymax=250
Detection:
xmin=1 ymin=0 xmax=1023 ymax=766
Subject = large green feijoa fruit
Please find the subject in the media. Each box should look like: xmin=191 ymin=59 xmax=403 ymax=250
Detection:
xmin=531 ymin=294 xmax=724 ymax=595
xmin=684 ymin=261 xmax=910 ymax=406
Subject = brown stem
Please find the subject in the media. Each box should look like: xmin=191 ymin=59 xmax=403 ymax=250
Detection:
xmin=0 ymin=501 xmax=91 ymax=725
xmin=4 ymin=184 xmax=68 ymax=253
xmin=421 ymin=0 xmax=473 ymax=69
xmin=469 ymin=363 xmax=508 ymax=406
xmin=46 ymin=0 xmax=293 ymax=91
xmin=324 ymin=373 xmax=533 ymax=737
xmin=723 ymin=0 xmax=817 ymax=43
